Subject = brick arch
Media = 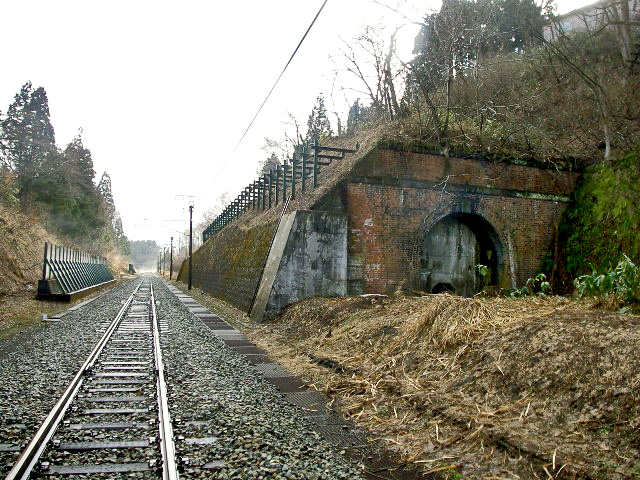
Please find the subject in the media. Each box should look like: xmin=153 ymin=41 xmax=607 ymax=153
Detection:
xmin=415 ymin=209 xmax=505 ymax=296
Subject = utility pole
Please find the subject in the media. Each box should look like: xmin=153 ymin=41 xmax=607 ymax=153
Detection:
xmin=163 ymin=247 xmax=166 ymax=276
xmin=188 ymin=205 xmax=193 ymax=290
xmin=169 ymin=236 xmax=173 ymax=280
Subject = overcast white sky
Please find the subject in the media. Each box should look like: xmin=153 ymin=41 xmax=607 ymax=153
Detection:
xmin=1 ymin=0 xmax=586 ymax=249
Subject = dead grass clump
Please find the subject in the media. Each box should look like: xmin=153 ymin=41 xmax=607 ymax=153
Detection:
xmin=392 ymin=294 xmax=500 ymax=350
xmin=238 ymin=293 xmax=640 ymax=478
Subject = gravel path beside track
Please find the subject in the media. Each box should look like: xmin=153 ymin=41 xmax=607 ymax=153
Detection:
xmin=0 ymin=279 xmax=140 ymax=476
xmin=152 ymin=277 xmax=364 ymax=479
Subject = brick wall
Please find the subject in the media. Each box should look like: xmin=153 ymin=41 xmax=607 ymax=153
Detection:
xmin=342 ymin=149 xmax=579 ymax=294
xmin=351 ymin=149 xmax=577 ymax=196
xmin=184 ymin=146 xmax=580 ymax=305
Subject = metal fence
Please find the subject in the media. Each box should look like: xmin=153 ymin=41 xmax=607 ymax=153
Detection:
xmin=203 ymin=139 xmax=358 ymax=242
xmin=40 ymin=242 xmax=114 ymax=295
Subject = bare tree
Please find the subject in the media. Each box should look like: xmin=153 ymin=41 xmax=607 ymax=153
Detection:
xmin=538 ymin=0 xmax=638 ymax=160
xmin=332 ymin=25 xmax=406 ymax=121
xmin=262 ymin=113 xmax=303 ymax=164
xmin=192 ymin=191 xmax=230 ymax=248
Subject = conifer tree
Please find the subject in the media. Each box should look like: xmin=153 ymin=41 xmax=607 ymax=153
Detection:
xmin=346 ymin=99 xmax=368 ymax=135
xmin=305 ymin=94 xmax=332 ymax=143
xmin=0 ymin=82 xmax=56 ymax=201
xmin=97 ymin=172 xmax=115 ymax=218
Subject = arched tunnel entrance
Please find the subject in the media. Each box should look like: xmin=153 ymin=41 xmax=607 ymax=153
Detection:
xmin=420 ymin=213 xmax=501 ymax=297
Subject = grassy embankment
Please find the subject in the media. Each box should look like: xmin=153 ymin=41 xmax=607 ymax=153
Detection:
xmin=173 ymin=279 xmax=640 ymax=479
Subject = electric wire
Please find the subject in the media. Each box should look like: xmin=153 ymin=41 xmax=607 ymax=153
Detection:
xmin=195 ymin=0 xmax=328 ymax=215
xmin=231 ymin=0 xmax=329 ymax=155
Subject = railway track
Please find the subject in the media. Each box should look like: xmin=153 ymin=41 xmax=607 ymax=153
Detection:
xmin=2 ymin=277 xmax=367 ymax=479
xmin=6 ymin=277 xmax=179 ymax=479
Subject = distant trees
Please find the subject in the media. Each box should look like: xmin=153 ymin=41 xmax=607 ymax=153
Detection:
xmin=192 ymin=191 xmax=230 ymax=249
xmin=538 ymin=0 xmax=639 ymax=160
xmin=0 ymin=81 xmax=129 ymax=254
xmin=130 ymin=240 xmax=161 ymax=270
xmin=405 ymin=0 xmax=546 ymax=151
xmin=256 ymin=153 xmax=282 ymax=176
xmin=97 ymin=172 xmax=130 ymax=254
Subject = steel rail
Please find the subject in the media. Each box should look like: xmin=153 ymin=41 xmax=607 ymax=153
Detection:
xmin=6 ymin=280 xmax=144 ymax=480
xmin=150 ymin=282 xmax=180 ymax=480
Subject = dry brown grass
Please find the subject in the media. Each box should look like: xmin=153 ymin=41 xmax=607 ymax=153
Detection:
xmin=0 ymin=204 xmax=58 ymax=295
xmin=180 ymin=288 xmax=640 ymax=479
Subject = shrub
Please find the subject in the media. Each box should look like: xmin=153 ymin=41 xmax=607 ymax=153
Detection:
xmin=507 ymin=273 xmax=552 ymax=297
xmin=574 ymin=255 xmax=640 ymax=311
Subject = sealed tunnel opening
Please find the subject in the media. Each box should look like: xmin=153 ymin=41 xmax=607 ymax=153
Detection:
xmin=420 ymin=213 xmax=501 ymax=297
xmin=431 ymin=282 xmax=456 ymax=294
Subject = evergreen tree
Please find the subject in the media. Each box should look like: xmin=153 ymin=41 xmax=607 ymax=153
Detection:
xmin=64 ymin=131 xmax=95 ymax=191
xmin=97 ymin=172 xmax=115 ymax=219
xmin=0 ymin=82 xmax=130 ymax=255
xmin=347 ymin=99 xmax=371 ymax=135
xmin=0 ymin=82 xmax=56 ymax=202
xmin=256 ymin=153 xmax=282 ymax=176
xmin=305 ymin=94 xmax=332 ymax=143
xmin=410 ymin=0 xmax=544 ymax=90
xmin=113 ymin=213 xmax=130 ymax=255
xmin=51 ymin=134 xmax=104 ymax=236
xmin=97 ymin=171 xmax=129 ymax=254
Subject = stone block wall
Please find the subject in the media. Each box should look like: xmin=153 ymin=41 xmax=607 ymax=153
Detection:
xmin=178 ymin=220 xmax=278 ymax=312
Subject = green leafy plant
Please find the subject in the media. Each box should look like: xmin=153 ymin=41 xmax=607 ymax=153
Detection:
xmin=554 ymin=153 xmax=640 ymax=293
xmin=507 ymin=273 xmax=552 ymax=297
xmin=574 ymin=254 xmax=640 ymax=309
xmin=475 ymin=264 xmax=492 ymax=286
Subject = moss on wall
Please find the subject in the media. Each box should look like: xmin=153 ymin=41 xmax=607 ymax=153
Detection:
xmin=551 ymin=152 xmax=640 ymax=292
xmin=179 ymin=220 xmax=278 ymax=312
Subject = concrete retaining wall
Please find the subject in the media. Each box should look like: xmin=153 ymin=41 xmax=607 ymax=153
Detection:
xmin=250 ymin=210 xmax=348 ymax=321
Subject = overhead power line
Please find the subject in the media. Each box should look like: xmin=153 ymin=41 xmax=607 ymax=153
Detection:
xmin=231 ymin=0 xmax=329 ymax=154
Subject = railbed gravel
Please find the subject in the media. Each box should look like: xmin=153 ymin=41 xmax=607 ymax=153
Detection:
xmin=1 ymin=277 xmax=365 ymax=479
xmin=152 ymin=277 xmax=365 ymax=479
xmin=0 ymin=279 xmax=141 ymax=476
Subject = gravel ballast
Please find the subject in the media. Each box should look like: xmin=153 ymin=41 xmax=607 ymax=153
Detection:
xmin=0 ymin=279 xmax=140 ymax=476
xmin=152 ymin=277 xmax=365 ymax=479
xmin=1 ymin=277 xmax=365 ymax=479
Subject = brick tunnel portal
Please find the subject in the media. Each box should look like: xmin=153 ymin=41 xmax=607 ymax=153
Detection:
xmin=420 ymin=213 xmax=501 ymax=297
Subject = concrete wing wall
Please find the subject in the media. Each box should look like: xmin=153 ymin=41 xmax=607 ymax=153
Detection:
xmin=251 ymin=210 xmax=348 ymax=321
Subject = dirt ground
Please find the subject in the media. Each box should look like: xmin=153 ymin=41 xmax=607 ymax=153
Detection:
xmin=172 ymin=281 xmax=640 ymax=479
xmin=0 ymin=289 xmax=72 ymax=340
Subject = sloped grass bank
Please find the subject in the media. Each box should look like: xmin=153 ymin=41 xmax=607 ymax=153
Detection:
xmin=241 ymin=294 xmax=639 ymax=479
xmin=553 ymin=152 xmax=640 ymax=293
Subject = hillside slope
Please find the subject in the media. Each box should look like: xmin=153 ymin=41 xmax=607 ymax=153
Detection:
xmin=0 ymin=204 xmax=55 ymax=295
